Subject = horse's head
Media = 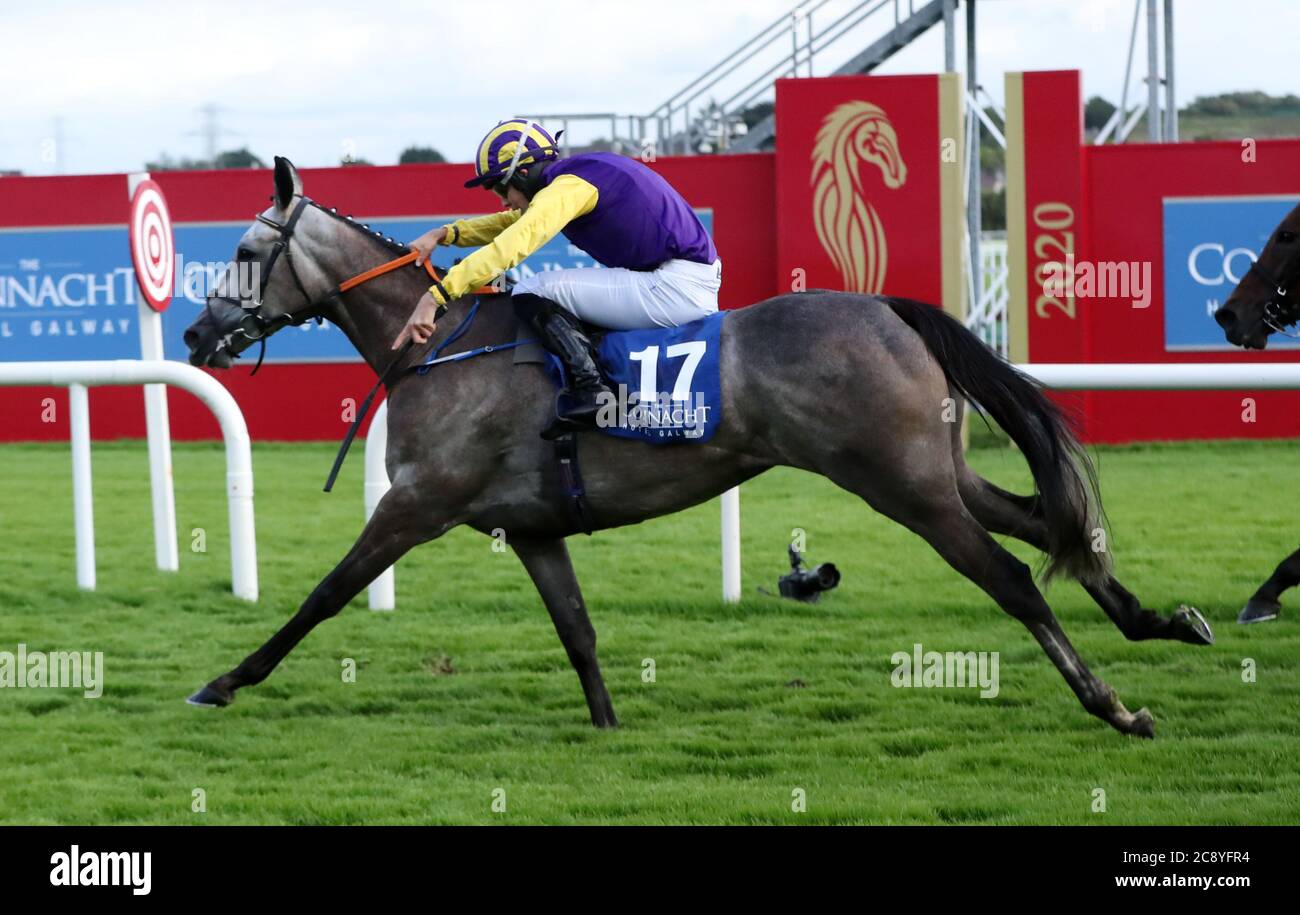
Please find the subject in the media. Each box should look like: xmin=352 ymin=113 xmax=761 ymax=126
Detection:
xmin=184 ymin=156 xmax=339 ymax=368
xmin=1215 ymin=201 xmax=1300 ymax=350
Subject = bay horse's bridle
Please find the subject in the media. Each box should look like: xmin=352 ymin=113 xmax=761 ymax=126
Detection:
xmin=1248 ymin=254 xmax=1300 ymax=338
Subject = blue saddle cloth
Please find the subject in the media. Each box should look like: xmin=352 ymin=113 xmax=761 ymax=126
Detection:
xmin=546 ymin=311 xmax=725 ymax=444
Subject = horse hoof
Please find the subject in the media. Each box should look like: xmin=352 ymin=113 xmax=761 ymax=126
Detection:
xmin=186 ymin=684 xmax=233 ymax=708
xmin=1129 ymin=707 xmax=1156 ymax=739
xmin=1238 ymin=598 xmax=1280 ymax=625
xmin=1173 ymin=604 xmax=1215 ymax=645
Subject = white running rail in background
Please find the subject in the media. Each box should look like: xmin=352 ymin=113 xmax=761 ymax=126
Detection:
xmin=1020 ymin=363 xmax=1300 ymax=390
xmin=366 ymin=363 xmax=1300 ymax=608
xmin=719 ymin=362 xmax=1300 ymax=603
xmin=0 ymin=360 xmax=258 ymax=601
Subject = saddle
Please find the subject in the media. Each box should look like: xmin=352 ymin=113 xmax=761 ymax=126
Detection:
xmin=511 ymin=311 xmax=726 ymax=535
xmin=521 ymin=311 xmax=725 ymax=444
xmin=510 ymin=317 xmax=605 ymax=366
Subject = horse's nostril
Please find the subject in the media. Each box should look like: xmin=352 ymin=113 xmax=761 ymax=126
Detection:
xmin=183 ymin=329 xmax=199 ymax=349
xmin=1214 ymin=307 xmax=1236 ymax=330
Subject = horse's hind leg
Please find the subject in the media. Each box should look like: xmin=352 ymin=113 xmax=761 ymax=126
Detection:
xmin=512 ymin=537 xmax=618 ymax=727
xmin=188 ymin=485 xmax=446 ymax=707
xmin=1238 ymin=546 xmax=1299 ymax=624
xmin=832 ymin=462 xmax=1154 ymax=737
xmin=954 ymin=468 xmax=1214 ymax=645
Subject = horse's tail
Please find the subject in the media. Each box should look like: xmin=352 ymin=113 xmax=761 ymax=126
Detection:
xmin=882 ymin=296 xmax=1110 ymax=585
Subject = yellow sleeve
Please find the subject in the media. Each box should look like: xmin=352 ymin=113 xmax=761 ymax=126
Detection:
xmin=439 ymin=210 xmax=522 ymax=246
xmin=430 ymin=174 xmax=599 ymax=303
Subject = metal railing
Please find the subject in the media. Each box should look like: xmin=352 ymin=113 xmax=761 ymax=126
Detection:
xmin=523 ymin=0 xmax=936 ymax=156
xmin=968 ymin=236 xmax=1009 ymax=358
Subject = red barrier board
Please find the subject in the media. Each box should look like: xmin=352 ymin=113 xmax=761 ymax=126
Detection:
xmin=775 ymin=73 xmax=965 ymax=318
xmin=0 ymin=154 xmax=777 ymax=442
xmin=1005 ymin=70 xmax=1089 ymax=364
xmin=1083 ymin=140 xmax=1300 ymax=441
xmin=1005 ymin=70 xmax=1090 ymax=427
xmin=7 ymin=72 xmax=1300 ymax=445
xmin=1006 ymin=70 xmax=1300 ymax=442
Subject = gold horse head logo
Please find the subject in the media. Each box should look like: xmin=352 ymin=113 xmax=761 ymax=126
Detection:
xmin=811 ymin=101 xmax=907 ymax=293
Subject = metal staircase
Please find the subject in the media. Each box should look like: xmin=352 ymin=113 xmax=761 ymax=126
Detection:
xmin=732 ymin=0 xmax=947 ymax=151
xmin=523 ymin=0 xmax=950 ymax=157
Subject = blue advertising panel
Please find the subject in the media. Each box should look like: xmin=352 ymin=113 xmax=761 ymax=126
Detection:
xmin=0 ymin=210 xmax=714 ymax=364
xmin=0 ymin=225 xmax=143 ymax=361
xmin=1163 ymin=196 xmax=1300 ymax=351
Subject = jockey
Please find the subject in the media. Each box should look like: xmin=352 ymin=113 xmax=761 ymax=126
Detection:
xmin=393 ymin=118 xmax=721 ymax=436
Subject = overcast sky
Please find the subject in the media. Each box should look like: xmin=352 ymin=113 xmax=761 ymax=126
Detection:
xmin=2 ymin=0 xmax=1293 ymax=176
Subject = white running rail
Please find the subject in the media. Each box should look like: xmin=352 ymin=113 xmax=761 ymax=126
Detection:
xmin=1020 ymin=363 xmax=1300 ymax=389
xmin=366 ymin=363 xmax=1300 ymax=608
xmin=0 ymin=360 xmax=258 ymax=601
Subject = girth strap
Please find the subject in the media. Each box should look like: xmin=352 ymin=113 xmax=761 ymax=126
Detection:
xmin=553 ymin=431 xmax=593 ymax=536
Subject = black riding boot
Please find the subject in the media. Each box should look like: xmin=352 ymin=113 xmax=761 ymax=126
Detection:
xmin=514 ymin=293 xmax=613 ymax=438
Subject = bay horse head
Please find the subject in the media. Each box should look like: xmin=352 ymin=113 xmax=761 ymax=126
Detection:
xmin=1215 ymin=200 xmax=1300 ymax=350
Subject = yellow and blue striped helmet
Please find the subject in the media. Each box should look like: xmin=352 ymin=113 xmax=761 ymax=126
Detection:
xmin=466 ymin=119 xmax=562 ymax=189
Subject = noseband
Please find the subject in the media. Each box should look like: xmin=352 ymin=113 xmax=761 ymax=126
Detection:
xmin=1248 ymin=258 xmax=1300 ymax=338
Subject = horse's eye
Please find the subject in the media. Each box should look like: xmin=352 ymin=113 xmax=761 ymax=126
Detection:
xmin=236 ymin=246 xmax=255 ymax=261
xmin=1279 ymin=230 xmax=1296 ymax=244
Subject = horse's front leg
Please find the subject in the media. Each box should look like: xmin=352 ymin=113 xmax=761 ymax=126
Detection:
xmin=188 ymin=485 xmax=451 ymax=707
xmin=512 ymin=536 xmax=618 ymax=728
xmin=1239 ymin=545 xmax=1300 ymax=624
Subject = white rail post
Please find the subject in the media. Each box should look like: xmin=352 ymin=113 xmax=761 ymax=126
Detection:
xmin=127 ymin=171 xmax=179 ymax=574
xmin=225 ymin=436 xmax=257 ymax=603
xmin=68 ymin=383 xmax=95 ymax=590
xmin=365 ymin=399 xmax=395 ymax=610
xmin=721 ymin=486 xmax=741 ymax=603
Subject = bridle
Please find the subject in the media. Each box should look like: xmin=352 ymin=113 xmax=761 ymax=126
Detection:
xmin=203 ymin=191 xmax=505 ymax=492
xmin=204 ymin=194 xmax=453 ymax=369
xmin=206 ymin=197 xmax=319 ymax=356
xmin=1248 ymin=255 xmax=1300 ymax=338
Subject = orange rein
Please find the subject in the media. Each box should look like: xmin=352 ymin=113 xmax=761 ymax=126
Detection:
xmin=336 ymin=250 xmax=497 ymax=298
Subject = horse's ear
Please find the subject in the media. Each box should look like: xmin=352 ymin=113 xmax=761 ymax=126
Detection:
xmin=273 ymin=156 xmax=302 ymax=210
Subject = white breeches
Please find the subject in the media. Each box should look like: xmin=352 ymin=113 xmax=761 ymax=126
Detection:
xmin=511 ymin=258 xmax=722 ymax=330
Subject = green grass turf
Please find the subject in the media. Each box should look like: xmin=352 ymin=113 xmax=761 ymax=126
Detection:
xmin=0 ymin=437 xmax=1297 ymax=825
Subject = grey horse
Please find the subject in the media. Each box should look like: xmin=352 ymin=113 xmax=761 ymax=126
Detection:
xmin=183 ymin=157 xmax=1213 ymax=738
